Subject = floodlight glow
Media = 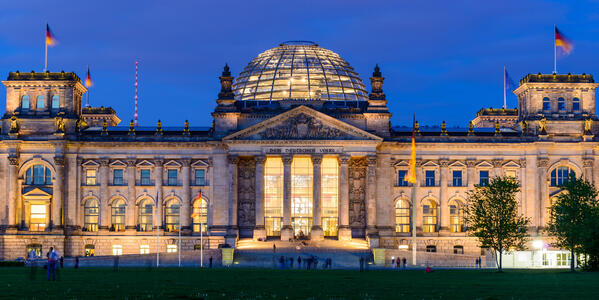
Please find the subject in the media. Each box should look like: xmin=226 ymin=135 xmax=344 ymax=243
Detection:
xmin=532 ymin=240 xmax=544 ymax=249
xmin=398 ymin=245 xmax=409 ymax=250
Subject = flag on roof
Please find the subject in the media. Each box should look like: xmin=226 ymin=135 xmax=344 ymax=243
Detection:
xmin=85 ymin=66 xmax=92 ymax=87
xmin=46 ymin=23 xmax=57 ymax=46
xmin=555 ymin=26 xmax=573 ymax=54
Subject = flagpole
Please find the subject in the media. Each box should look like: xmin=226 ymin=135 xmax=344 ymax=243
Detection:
xmin=86 ymin=65 xmax=90 ymax=107
xmin=156 ymin=192 xmax=160 ymax=267
xmin=410 ymin=113 xmax=417 ymax=267
xmin=554 ymin=24 xmax=557 ymax=74
xmin=44 ymin=41 xmax=48 ymax=71
xmin=503 ymin=66 xmax=506 ymax=109
xmin=178 ymin=202 xmax=181 ymax=267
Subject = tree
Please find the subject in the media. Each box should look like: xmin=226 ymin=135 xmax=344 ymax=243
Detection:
xmin=546 ymin=176 xmax=599 ymax=271
xmin=464 ymin=176 xmax=530 ymax=272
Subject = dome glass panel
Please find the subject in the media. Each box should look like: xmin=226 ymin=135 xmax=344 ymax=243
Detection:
xmin=232 ymin=41 xmax=368 ymax=101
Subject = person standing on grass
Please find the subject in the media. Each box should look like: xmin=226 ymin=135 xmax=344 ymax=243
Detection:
xmin=28 ymin=249 xmax=38 ymax=280
xmin=297 ymin=256 xmax=301 ymax=269
xmin=273 ymin=244 xmax=276 ymax=253
xmin=47 ymin=247 xmax=58 ymax=281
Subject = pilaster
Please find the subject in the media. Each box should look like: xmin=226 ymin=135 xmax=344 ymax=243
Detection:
xmin=254 ymin=155 xmax=267 ymax=240
xmin=310 ymin=154 xmax=324 ymax=241
xmin=281 ymin=155 xmax=293 ymax=241
xmin=338 ymin=154 xmax=351 ymax=241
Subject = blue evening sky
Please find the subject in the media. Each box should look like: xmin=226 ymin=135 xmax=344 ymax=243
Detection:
xmin=1 ymin=0 xmax=598 ymax=127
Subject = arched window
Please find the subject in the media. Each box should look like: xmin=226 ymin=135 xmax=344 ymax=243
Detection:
xmin=111 ymin=199 xmax=126 ymax=231
xmin=449 ymin=200 xmax=464 ymax=233
xmin=25 ymin=164 xmax=52 ymax=185
xmin=138 ymin=199 xmax=153 ymax=231
xmin=558 ymin=97 xmax=565 ymax=111
xmin=572 ymin=97 xmax=580 ymax=111
xmin=542 ymin=97 xmax=551 ymax=111
xmin=83 ymin=199 xmax=99 ymax=232
xmin=550 ymin=166 xmax=575 ymax=186
xmin=192 ymin=198 xmax=208 ymax=233
xmin=395 ymin=199 xmax=411 ymax=233
xmin=51 ymin=95 xmax=60 ymax=109
xmin=422 ymin=199 xmax=438 ymax=233
xmin=21 ymin=95 xmax=30 ymax=111
xmin=165 ymin=199 xmax=180 ymax=232
xmin=36 ymin=95 xmax=46 ymax=110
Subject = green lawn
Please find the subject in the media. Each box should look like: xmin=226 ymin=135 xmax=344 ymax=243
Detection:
xmin=0 ymin=267 xmax=597 ymax=299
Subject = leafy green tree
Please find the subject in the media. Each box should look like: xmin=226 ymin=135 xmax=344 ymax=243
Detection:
xmin=547 ymin=176 xmax=599 ymax=271
xmin=464 ymin=176 xmax=530 ymax=272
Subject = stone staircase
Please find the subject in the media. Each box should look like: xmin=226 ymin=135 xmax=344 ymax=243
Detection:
xmin=233 ymin=239 xmax=372 ymax=269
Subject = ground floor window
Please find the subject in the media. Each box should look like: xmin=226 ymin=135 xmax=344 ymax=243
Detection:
xmin=30 ymin=204 xmax=47 ymax=231
xmin=426 ymin=245 xmax=437 ymax=253
xmin=167 ymin=245 xmax=177 ymax=253
xmin=322 ymin=217 xmax=338 ymax=236
xmin=85 ymin=244 xmax=95 ymax=257
xmin=26 ymin=244 xmax=42 ymax=258
xmin=265 ymin=217 xmax=281 ymax=237
xmin=453 ymin=245 xmax=464 ymax=254
xmin=112 ymin=245 xmax=122 ymax=256
xmin=140 ymin=245 xmax=150 ymax=254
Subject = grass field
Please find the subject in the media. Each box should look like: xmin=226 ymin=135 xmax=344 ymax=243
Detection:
xmin=0 ymin=267 xmax=598 ymax=299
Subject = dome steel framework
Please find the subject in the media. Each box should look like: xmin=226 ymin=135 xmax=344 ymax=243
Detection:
xmin=232 ymin=41 xmax=369 ymax=102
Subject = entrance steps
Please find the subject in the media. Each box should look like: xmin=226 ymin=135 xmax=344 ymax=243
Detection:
xmin=233 ymin=238 xmax=371 ymax=269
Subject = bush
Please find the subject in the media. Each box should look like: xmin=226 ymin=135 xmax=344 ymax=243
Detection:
xmin=0 ymin=261 xmax=25 ymax=267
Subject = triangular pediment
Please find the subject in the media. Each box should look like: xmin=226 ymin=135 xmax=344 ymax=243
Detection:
xmin=449 ymin=160 xmax=466 ymax=168
xmin=191 ymin=159 xmax=210 ymax=167
xmin=503 ymin=160 xmax=521 ymax=168
xmin=109 ymin=160 xmax=127 ymax=168
xmin=136 ymin=160 xmax=155 ymax=167
xmin=23 ymin=187 xmax=52 ymax=198
xmin=82 ymin=160 xmax=99 ymax=167
xmin=224 ymin=106 xmax=382 ymax=142
xmin=164 ymin=160 xmax=182 ymax=168
xmin=422 ymin=160 xmax=439 ymax=167
xmin=476 ymin=161 xmax=493 ymax=168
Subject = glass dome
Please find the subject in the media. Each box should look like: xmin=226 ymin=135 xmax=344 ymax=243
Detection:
xmin=232 ymin=41 xmax=369 ymax=102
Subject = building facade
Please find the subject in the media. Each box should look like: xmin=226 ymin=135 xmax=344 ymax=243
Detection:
xmin=0 ymin=42 xmax=597 ymax=267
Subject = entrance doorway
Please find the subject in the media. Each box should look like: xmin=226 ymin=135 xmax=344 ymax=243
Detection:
xmin=322 ymin=217 xmax=338 ymax=237
xmin=292 ymin=217 xmax=312 ymax=237
xmin=265 ymin=217 xmax=282 ymax=237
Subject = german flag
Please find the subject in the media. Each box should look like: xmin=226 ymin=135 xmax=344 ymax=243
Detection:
xmin=85 ymin=66 xmax=92 ymax=87
xmin=46 ymin=23 xmax=57 ymax=47
xmin=555 ymin=26 xmax=573 ymax=54
xmin=404 ymin=115 xmax=417 ymax=184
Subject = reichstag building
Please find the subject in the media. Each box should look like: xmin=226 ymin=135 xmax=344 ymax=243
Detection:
xmin=1 ymin=41 xmax=596 ymax=268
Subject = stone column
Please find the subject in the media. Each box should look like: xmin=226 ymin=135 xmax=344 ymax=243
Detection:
xmin=466 ymin=159 xmax=476 ymax=188
xmin=537 ymin=158 xmax=549 ymax=233
xmin=99 ymin=159 xmax=109 ymax=230
xmin=52 ymin=156 xmax=64 ymax=230
xmin=519 ymin=158 xmax=527 ymax=216
xmin=493 ymin=159 xmax=503 ymax=178
xmin=366 ymin=155 xmax=378 ymax=236
xmin=439 ymin=159 xmax=449 ymax=234
xmin=126 ymin=159 xmax=136 ymax=230
xmin=154 ymin=159 xmax=164 ymax=230
xmin=311 ymin=154 xmax=324 ymax=241
xmin=338 ymin=154 xmax=351 ymax=241
xmin=226 ymin=155 xmax=239 ymax=240
xmin=181 ymin=159 xmax=191 ymax=233
xmin=253 ymin=155 xmax=266 ymax=240
xmin=281 ymin=155 xmax=294 ymax=241
xmin=7 ymin=156 xmax=18 ymax=228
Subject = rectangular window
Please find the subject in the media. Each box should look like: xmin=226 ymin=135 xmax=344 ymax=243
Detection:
xmin=113 ymin=169 xmax=124 ymax=185
xmin=112 ymin=245 xmax=122 ymax=256
xmin=425 ymin=170 xmax=435 ymax=187
xmin=194 ymin=169 xmax=206 ymax=186
xmin=479 ymin=170 xmax=489 ymax=186
xmin=140 ymin=169 xmax=151 ymax=185
xmin=30 ymin=204 xmax=46 ymax=231
xmin=505 ymin=170 xmax=517 ymax=178
xmin=573 ymin=100 xmax=580 ymax=111
xmin=167 ymin=245 xmax=177 ymax=253
xmin=452 ymin=170 xmax=462 ymax=187
xmin=167 ymin=169 xmax=178 ymax=186
xmin=397 ymin=170 xmax=408 ymax=186
xmin=86 ymin=169 xmax=97 ymax=185
xmin=140 ymin=245 xmax=150 ymax=254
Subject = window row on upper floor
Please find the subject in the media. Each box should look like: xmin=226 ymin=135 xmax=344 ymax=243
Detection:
xmin=542 ymin=96 xmax=581 ymax=112
xmin=20 ymin=94 xmax=61 ymax=112
xmin=83 ymin=168 xmax=207 ymax=187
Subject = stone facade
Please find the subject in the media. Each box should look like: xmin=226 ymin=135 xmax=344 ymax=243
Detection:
xmin=0 ymin=44 xmax=598 ymax=262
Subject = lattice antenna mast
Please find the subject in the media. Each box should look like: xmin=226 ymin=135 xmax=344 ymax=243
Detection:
xmin=134 ymin=61 xmax=139 ymax=126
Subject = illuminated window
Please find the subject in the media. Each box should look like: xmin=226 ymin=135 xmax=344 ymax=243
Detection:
xmin=138 ymin=199 xmax=153 ymax=231
xmin=165 ymin=199 xmax=180 ymax=232
xmin=449 ymin=200 xmax=464 ymax=233
xmin=550 ymin=166 xmax=575 ymax=186
xmin=426 ymin=245 xmax=437 ymax=252
xmin=321 ymin=157 xmax=338 ymax=237
xmin=425 ymin=170 xmax=435 ymax=187
xmin=26 ymin=244 xmax=42 ymax=258
xmin=85 ymin=244 xmax=95 ymax=257
xmin=113 ymin=169 xmax=124 ymax=185
xmin=112 ymin=245 xmax=122 ymax=256
xmin=167 ymin=245 xmax=178 ymax=253
xmin=36 ymin=95 xmax=45 ymax=109
xmin=264 ymin=157 xmax=283 ymax=236
xmin=422 ymin=199 xmax=437 ymax=233
xmin=86 ymin=169 xmax=97 ymax=185
xmin=505 ymin=170 xmax=517 ymax=178
xmin=572 ymin=97 xmax=580 ymax=111
xmin=558 ymin=97 xmax=565 ymax=111
xmin=543 ymin=97 xmax=551 ymax=111
xmin=51 ymin=95 xmax=59 ymax=109
xmin=167 ymin=169 xmax=178 ymax=186
xmin=25 ymin=165 xmax=52 ymax=185
xmin=395 ymin=199 xmax=410 ymax=233
xmin=192 ymin=198 xmax=208 ymax=233
xmin=140 ymin=169 xmax=151 ymax=185
xmin=397 ymin=170 xmax=408 ymax=186
xmin=453 ymin=245 xmax=464 ymax=254
xmin=84 ymin=199 xmax=99 ymax=232
xmin=30 ymin=204 xmax=47 ymax=231
xmin=479 ymin=170 xmax=489 ymax=186
xmin=291 ymin=157 xmax=313 ymax=236
xmin=140 ymin=245 xmax=150 ymax=254
xmin=111 ymin=199 xmax=126 ymax=231
xmin=452 ymin=170 xmax=462 ymax=187
xmin=21 ymin=95 xmax=30 ymax=111
xmin=194 ymin=169 xmax=206 ymax=186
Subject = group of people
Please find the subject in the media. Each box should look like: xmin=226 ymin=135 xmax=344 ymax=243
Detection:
xmin=27 ymin=246 xmax=61 ymax=281
xmin=474 ymin=257 xmax=483 ymax=268
xmin=390 ymin=257 xmax=408 ymax=269
xmin=278 ymin=255 xmax=332 ymax=270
